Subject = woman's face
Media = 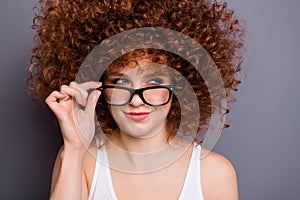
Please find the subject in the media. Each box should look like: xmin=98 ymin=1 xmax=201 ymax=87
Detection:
xmin=103 ymin=63 xmax=173 ymax=139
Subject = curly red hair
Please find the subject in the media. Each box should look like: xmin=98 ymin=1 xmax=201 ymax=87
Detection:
xmin=27 ymin=0 xmax=245 ymax=144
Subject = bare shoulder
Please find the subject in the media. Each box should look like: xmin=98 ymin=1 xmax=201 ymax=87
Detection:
xmin=200 ymin=149 xmax=238 ymax=200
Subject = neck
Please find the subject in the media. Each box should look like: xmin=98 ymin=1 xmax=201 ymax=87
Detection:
xmin=108 ymin=125 xmax=170 ymax=154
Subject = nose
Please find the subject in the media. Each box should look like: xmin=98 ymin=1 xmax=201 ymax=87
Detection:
xmin=129 ymin=93 xmax=145 ymax=106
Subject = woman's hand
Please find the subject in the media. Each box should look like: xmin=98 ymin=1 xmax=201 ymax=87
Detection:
xmin=45 ymin=81 xmax=102 ymax=152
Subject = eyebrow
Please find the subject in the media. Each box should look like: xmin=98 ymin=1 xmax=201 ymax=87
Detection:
xmin=106 ymin=72 xmax=168 ymax=78
xmin=104 ymin=71 xmax=171 ymax=84
xmin=105 ymin=73 xmax=128 ymax=78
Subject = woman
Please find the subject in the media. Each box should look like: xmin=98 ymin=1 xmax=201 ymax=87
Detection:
xmin=28 ymin=0 xmax=245 ymax=199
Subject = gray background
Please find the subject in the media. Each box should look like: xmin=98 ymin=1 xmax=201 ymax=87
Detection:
xmin=0 ymin=0 xmax=299 ymax=199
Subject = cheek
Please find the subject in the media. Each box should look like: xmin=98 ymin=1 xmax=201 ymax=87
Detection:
xmin=164 ymin=104 xmax=172 ymax=115
xmin=109 ymin=106 xmax=123 ymax=119
xmin=156 ymin=102 xmax=172 ymax=119
xmin=164 ymin=97 xmax=172 ymax=114
xmin=164 ymin=99 xmax=173 ymax=119
xmin=107 ymin=106 xmax=113 ymax=117
xmin=107 ymin=106 xmax=122 ymax=124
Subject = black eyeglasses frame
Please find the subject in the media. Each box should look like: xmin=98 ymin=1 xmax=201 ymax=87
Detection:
xmin=99 ymin=85 xmax=174 ymax=106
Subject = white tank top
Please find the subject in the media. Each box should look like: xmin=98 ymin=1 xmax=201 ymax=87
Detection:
xmin=88 ymin=144 xmax=204 ymax=200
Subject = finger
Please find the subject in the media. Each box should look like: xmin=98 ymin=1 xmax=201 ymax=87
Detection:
xmin=69 ymin=82 xmax=88 ymax=106
xmin=45 ymin=91 xmax=67 ymax=108
xmin=45 ymin=91 xmax=69 ymax=114
xmin=85 ymin=90 xmax=101 ymax=114
xmin=60 ymin=84 xmax=87 ymax=106
xmin=77 ymin=81 xmax=102 ymax=91
xmin=60 ymin=85 xmax=75 ymax=96
xmin=69 ymin=82 xmax=102 ymax=106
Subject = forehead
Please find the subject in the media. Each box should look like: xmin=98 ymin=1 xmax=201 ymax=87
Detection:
xmin=120 ymin=63 xmax=170 ymax=75
xmin=106 ymin=58 xmax=172 ymax=76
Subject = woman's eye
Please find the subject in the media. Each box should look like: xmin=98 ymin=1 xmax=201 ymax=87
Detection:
xmin=147 ymin=78 xmax=163 ymax=85
xmin=113 ymin=78 xmax=129 ymax=85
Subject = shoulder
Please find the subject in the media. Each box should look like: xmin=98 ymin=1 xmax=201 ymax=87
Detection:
xmin=200 ymin=149 xmax=238 ymax=200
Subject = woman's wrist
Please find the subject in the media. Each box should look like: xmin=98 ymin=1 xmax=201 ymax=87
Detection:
xmin=61 ymin=144 xmax=87 ymax=161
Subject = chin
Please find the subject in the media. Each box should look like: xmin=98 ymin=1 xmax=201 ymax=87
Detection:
xmin=121 ymin=123 xmax=166 ymax=139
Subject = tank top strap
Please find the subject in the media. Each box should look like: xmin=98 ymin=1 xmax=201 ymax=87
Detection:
xmin=88 ymin=147 xmax=118 ymax=200
xmin=178 ymin=143 xmax=204 ymax=200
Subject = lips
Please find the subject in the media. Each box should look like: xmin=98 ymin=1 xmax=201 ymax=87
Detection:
xmin=126 ymin=112 xmax=151 ymax=121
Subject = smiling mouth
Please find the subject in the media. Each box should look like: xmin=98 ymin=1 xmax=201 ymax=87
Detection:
xmin=126 ymin=112 xmax=151 ymax=121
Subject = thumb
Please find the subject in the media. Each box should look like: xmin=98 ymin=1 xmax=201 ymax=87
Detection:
xmin=85 ymin=90 xmax=101 ymax=114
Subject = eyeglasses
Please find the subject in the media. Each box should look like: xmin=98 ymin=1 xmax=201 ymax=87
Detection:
xmin=99 ymin=85 xmax=173 ymax=106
